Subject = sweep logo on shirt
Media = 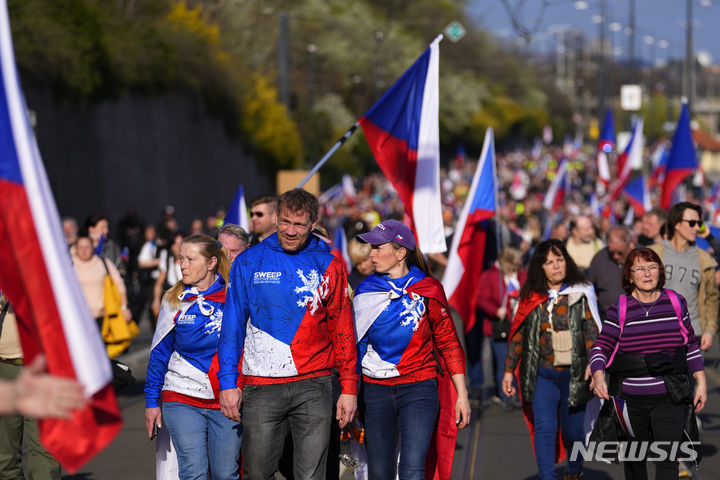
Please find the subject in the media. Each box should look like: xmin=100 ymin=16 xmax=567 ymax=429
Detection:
xmin=254 ymin=271 xmax=282 ymax=284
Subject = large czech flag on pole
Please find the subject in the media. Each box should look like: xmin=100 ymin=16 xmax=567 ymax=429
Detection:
xmin=442 ymin=128 xmax=497 ymax=333
xmin=0 ymin=0 xmax=121 ymax=471
xmin=359 ymin=35 xmax=446 ymax=254
xmin=661 ymin=101 xmax=697 ymax=209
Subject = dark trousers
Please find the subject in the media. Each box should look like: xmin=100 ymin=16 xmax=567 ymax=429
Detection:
xmin=241 ymin=377 xmax=332 ymax=480
xmin=363 ymin=379 xmax=439 ymax=480
xmin=622 ymin=393 xmax=686 ymax=480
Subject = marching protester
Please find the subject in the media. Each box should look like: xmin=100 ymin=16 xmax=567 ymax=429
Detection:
xmin=144 ymin=234 xmax=241 ymax=480
xmin=589 ymin=247 xmax=706 ymax=479
xmin=0 ymin=295 xmax=62 ymax=479
xmin=353 ymin=219 xmax=470 ymax=479
xmin=502 ymin=239 xmax=601 ymax=480
xmin=565 ymin=215 xmax=604 ymax=273
xmin=73 ymin=235 xmax=132 ymax=334
xmin=247 ymin=195 xmax=278 ymax=246
xmin=216 ymin=223 xmax=249 ymax=263
xmin=218 ymin=189 xmax=357 ymax=480
xmin=475 ymin=245 xmax=525 ymax=410
xmin=152 ymin=232 xmax=185 ymax=320
xmin=588 ymin=225 xmax=635 ymax=317
xmin=650 ymin=202 xmax=718 ymax=351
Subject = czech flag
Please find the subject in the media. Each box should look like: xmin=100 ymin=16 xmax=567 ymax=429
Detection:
xmin=359 ymin=35 xmax=446 ymax=254
xmin=661 ymin=102 xmax=697 ymax=209
xmin=0 ymin=0 xmax=121 ymax=471
xmin=442 ymin=128 xmax=497 ymax=333
xmin=596 ymin=108 xmax=615 ymax=191
xmin=609 ymin=118 xmax=644 ymax=202
xmin=543 ymin=158 xmax=569 ymax=212
xmin=649 ymin=141 xmax=670 ymax=188
xmin=224 ymin=184 xmax=249 ymax=232
xmin=622 ymin=175 xmax=651 ymax=216
xmin=331 ymin=227 xmax=352 ymax=273
xmin=341 ymin=174 xmax=356 ymax=205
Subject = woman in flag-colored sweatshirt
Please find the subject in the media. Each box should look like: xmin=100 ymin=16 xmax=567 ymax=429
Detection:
xmin=353 ymin=220 xmax=470 ymax=480
xmin=144 ymin=234 xmax=241 ymax=480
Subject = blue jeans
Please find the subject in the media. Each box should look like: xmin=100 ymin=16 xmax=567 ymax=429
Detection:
xmin=162 ymin=402 xmax=242 ymax=480
xmin=241 ymin=377 xmax=332 ymax=480
xmin=363 ymin=379 xmax=439 ymax=480
xmin=532 ymin=367 xmax=586 ymax=480
xmin=492 ymin=340 xmax=512 ymax=401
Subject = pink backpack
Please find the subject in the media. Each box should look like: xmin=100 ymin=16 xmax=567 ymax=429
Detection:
xmin=606 ymin=289 xmax=688 ymax=367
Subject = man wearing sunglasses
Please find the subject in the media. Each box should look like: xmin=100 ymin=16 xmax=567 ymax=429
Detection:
xmin=248 ymin=195 xmax=278 ymax=246
xmin=650 ymin=202 xmax=718 ymax=351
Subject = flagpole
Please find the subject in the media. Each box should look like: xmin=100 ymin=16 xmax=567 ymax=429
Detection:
xmin=296 ymin=122 xmax=360 ymax=189
xmin=491 ymin=132 xmax=503 ymax=307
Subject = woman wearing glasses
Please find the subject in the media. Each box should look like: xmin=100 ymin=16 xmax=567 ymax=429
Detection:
xmin=501 ymin=239 xmax=601 ymax=480
xmin=589 ymin=247 xmax=707 ymax=479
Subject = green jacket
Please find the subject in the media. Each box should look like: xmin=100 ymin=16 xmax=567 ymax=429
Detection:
xmin=518 ymin=292 xmax=595 ymax=407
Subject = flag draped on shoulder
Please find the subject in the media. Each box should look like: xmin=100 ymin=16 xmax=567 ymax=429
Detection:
xmin=0 ymin=0 xmax=121 ymax=471
xmin=224 ymin=184 xmax=249 ymax=232
xmin=359 ymin=35 xmax=446 ymax=254
xmin=442 ymin=128 xmax=497 ymax=333
xmin=661 ymin=102 xmax=697 ymax=209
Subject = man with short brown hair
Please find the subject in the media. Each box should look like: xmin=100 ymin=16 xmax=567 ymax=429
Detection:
xmin=248 ymin=195 xmax=278 ymax=246
xmin=219 ymin=189 xmax=357 ymax=480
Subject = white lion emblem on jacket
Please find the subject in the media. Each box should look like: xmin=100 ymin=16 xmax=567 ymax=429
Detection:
xmin=294 ymin=269 xmax=329 ymax=315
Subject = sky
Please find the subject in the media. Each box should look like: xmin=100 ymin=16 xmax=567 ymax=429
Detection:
xmin=468 ymin=0 xmax=720 ymax=67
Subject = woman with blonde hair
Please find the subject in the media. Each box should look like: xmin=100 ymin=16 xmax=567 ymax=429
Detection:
xmin=144 ymin=234 xmax=241 ymax=479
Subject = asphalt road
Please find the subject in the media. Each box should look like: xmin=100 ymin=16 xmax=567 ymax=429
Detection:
xmin=60 ymin=318 xmax=720 ymax=480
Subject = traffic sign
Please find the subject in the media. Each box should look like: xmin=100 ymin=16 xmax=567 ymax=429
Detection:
xmin=444 ymin=21 xmax=466 ymax=43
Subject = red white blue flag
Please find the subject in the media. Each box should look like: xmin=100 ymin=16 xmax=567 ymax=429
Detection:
xmin=359 ymin=35 xmax=446 ymax=254
xmin=611 ymin=396 xmax=635 ymax=438
xmin=224 ymin=184 xmax=249 ymax=232
xmin=622 ymin=175 xmax=651 ymax=216
xmin=649 ymin=141 xmax=670 ymax=188
xmin=0 ymin=0 xmax=121 ymax=471
xmin=661 ymin=102 xmax=697 ymax=209
xmin=609 ymin=118 xmax=644 ymax=202
xmin=341 ymin=174 xmax=356 ymax=205
xmin=543 ymin=158 xmax=569 ymax=212
xmin=331 ymin=227 xmax=352 ymax=273
xmin=442 ymin=128 xmax=497 ymax=332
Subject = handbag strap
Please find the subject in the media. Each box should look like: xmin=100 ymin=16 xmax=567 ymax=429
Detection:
xmin=606 ymin=290 xmax=685 ymax=368
xmin=606 ymin=294 xmax=627 ymax=368
xmin=0 ymin=296 xmax=10 ymax=335
xmin=666 ymin=289 xmax=687 ymax=344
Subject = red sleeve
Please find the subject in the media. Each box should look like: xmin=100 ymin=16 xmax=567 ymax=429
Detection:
xmin=325 ymin=258 xmax=358 ymax=395
xmin=475 ymin=269 xmax=501 ymax=317
xmin=427 ymin=298 xmax=466 ymax=377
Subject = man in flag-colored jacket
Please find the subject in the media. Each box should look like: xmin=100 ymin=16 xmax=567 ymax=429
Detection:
xmin=218 ymin=188 xmax=357 ymax=480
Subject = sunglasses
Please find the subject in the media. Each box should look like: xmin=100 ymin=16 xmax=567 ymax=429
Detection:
xmin=680 ymin=219 xmax=703 ymax=228
xmin=250 ymin=211 xmax=264 ymax=218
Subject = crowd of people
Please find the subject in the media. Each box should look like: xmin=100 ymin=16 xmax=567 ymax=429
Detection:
xmin=2 ymin=141 xmax=715 ymax=479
